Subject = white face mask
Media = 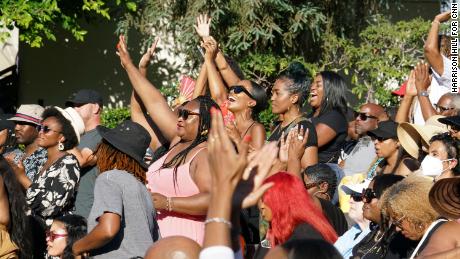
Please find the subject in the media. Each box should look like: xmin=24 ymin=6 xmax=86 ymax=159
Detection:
xmin=420 ymin=155 xmax=453 ymax=176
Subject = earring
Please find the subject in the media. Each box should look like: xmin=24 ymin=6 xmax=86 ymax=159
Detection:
xmin=201 ymin=129 xmax=208 ymax=136
xmin=58 ymin=142 xmax=64 ymax=151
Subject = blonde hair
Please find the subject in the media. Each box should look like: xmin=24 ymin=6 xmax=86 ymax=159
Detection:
xmin=380 ymin=176 xmax=438 ymax=227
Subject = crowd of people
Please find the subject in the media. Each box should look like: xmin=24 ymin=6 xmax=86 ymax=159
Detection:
xmin=0 ymin=9 xmax=459 ymax=259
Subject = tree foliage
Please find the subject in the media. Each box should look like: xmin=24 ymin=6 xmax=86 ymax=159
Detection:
xmin=0 ymin=0 xmax=139 ymax=47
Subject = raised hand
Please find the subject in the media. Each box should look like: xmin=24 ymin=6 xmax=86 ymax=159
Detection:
xmin=414 ymin=62 xmax=431 ymax=92
xmin=139 ymin=37 xmax=159 ymax=69
xmin=288 ymin=126 xmax=309 ymax=161
xmin=116 ymin=35 xmax=133 ymax=69
xmin=405 ymin=69 xmax=417 ymax=97
xmin=434 ymin=11 xmax=451 ymax=23
xmin=194 ymin=14 xmax=212 ymax=38
xmin=202 ymin=36 xmax=218 ymax=61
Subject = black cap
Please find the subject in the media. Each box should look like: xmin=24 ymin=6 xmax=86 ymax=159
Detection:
xmin=0 ymin=114 xmax=15 ymax=131
xmin=438 ymin=116 xmax=460 ymax=128
xmin=367 ymin=120 xmax=398 ymax=139
xmin=66 ymin=89 xmax=103 ymax=107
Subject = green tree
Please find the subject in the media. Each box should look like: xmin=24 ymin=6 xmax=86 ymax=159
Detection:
xmin=0 ymin=0 xmax=138 ymax=47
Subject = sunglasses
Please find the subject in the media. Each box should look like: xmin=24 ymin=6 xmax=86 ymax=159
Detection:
xmin=350 ymin=193 xmax=363 ymax=202
xmin=229 ymin=85 xmax=255 ymax=100
xmin=45 ymin=231 xmax=68 ymax=242
xmin=36 ymin=125 xmax=60 ymax=134
xmin=370 ymin=135 xmax=392 ymax=142
xmin=357 ymin=113 xmax=378 ymax=121
xmin=389 ymin=215 xmax=406 ymax=229
xmin=177 ymin=109 xmax=200 ymax=120
xmin=435 ymin=104 xmax=454 ymax=113
xmin=362 ymin=188 xmax=377 ymax=203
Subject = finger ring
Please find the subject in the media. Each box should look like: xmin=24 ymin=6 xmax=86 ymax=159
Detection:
xmin=298 ymin=136 xmax=304 ymax=141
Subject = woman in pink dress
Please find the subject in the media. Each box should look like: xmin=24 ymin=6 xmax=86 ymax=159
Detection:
xmin=117 ymin=35 xmax=218 ymax=245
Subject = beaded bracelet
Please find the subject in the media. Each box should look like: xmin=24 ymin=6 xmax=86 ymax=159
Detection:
xmin=204 ymin=217 xmax=232 ymax=228
xmin=166 ymin=197 xmax=173 ymax=211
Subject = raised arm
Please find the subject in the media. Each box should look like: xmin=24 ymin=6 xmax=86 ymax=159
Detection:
xmin=131 ymin=92 xmax=162 ymax=150
xmin=192 ymin=63 xmax=208 ymax=98
xmin=424 ymin=11 xmax=451 ymax=75
xmin=117 ymin=35 xmax=177 ymax=142
xmin=139 ymin=37 xmax=159 ymax=77
xmin=395 ymin=70 xmax=417 ymax=123
xmin=203 ymin=37 xmax=228 ymax=106
xmin=415 ymin=62 xmax=437 ymax=121
xmin=215 ymin=51 xmax=242 ymax=86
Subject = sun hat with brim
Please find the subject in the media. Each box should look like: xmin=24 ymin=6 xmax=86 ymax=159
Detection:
xmin=54 ymin=107 xmax=85 ymax=143
xmin=8 ymin=104 xmax=44 ymax=125
xmin=397 ymin=115 xmax=448 ymax=159
xmin=429 ymin=177 xmax=460 ymax=219
xmin=438 ymin=115 xmax=460 ymax=128
xmin=97 ymin=120 xmax=151 ymax=170
xmin=341 ymin=179 xmax=371 ymax=195
xmin=367 ymin=120 xmax=399 ymax=140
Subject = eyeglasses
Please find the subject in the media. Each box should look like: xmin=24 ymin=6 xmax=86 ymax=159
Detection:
xmin=177 ymin=109 xmax=200 ymax=120
xmin=435 ymin=104 xmax=455 ymax=113
xmin=357 ymin=113 xmax=378 ymax=121
xmin=362 ymin=188 xmax=377 ymax=203
xmin=229 ymin=85 xmax=255 ymax=100
xmin=45 ymin=231 xmax=68 ymax=242
xmin=390 ymin=215 xmax=406 ymax=228
xmin=36 ymin=125 xmax=60 ymax=134
xmin=350 ymin=193 xmax=363 ymax=202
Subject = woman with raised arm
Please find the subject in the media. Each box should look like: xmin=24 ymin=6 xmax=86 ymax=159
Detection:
xmin=117 ymin=35 xmax=218 ymax=245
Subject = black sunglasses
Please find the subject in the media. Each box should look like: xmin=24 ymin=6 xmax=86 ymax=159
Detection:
xmin=229 ymin=85 xmax=255 ymax=100
xmin=435 ymin=104 xmax=454 ymax=113
xmin=362 ymin=188 xmax=377 ymax=203
xmin=177 ymin=109 xmax=200 ymax=120
xmin=357 ymin=112 xmax=378 ymax=121
xmin=369 ymin=135 xmax=392 ymax=142
xmin=36 ymin=125 xmax=60 ymax=134
xmin=350 ymin=193 xmax=363 ymax=202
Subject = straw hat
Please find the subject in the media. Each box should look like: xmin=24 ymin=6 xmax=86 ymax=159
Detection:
xmin=429 ymin=177 xmax=460 ymax=219
xmin=397 ymin=115 xmax=448 ymax=159
xmin=55 ymin=107 xmax=85 ymax=143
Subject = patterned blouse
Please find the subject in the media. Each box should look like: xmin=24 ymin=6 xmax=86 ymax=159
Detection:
xmin=26 ymin=154 xmax=80 ymax=224
xmin=23 ymin=147 xmax=48 ymax=181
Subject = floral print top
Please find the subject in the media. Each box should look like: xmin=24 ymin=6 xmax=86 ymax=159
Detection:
xmin=26 ymin=154 xmax=80 ymax=224
xmin=23 ymin=147 xmax=48 ymax=181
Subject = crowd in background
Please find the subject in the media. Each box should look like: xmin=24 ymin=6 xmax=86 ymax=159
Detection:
xmin=0 ymin=8 xmax=460 ymax=259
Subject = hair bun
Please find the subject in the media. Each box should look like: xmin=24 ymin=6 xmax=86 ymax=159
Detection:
xmin=285 ymin=61 xmax=307 ymax=78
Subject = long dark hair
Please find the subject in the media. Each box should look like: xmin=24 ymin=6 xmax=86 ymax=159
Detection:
xmin=316 ymin=71 xmax=348 ymax=116
xmin=56 ymin=215 xmax=87 ymax=259
xmin=247 ymin=80 xmax=268 ymax=120
xmin=377 ymin=142 xmax=408 ymax=175
xmin=0 ymin=157 xmax=33 ymax=259
xmin=160 ymin=96 xmax=219 ymax=187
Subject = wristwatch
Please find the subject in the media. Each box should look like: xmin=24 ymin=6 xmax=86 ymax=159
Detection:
xmin=418 ymin=91 xmax=429 ymax=97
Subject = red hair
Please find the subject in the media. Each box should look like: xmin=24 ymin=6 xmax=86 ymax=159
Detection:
xmin=262 ymin=172 xmax=338 ymax=246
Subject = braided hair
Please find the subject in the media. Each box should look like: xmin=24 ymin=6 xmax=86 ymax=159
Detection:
xmin=160 ymin=96 xmax=219 ymax=187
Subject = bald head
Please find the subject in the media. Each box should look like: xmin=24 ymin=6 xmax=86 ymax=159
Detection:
xmin=355 ymin=103 xmax=387 ymax=136
xmin=144 ymin=236 xmax=201 ymax=259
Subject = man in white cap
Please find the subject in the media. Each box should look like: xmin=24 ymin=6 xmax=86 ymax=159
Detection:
xmin=7 ymin=104 xmax=47 ymax=180
xmin=66 ymin=89 xmax=103 ymax=218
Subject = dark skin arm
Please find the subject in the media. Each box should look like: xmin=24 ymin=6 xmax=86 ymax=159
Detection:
xmin=424 ymin=11 xmax=451 ymax=76
xmin=215 ymin=51 xmax=241 ymax=86
xmin=151 ymin=147 xmax=212 ymax=215
xmin=72 ymin=213 xmax=121 ymax=255
xmin=130 ymin=92 xmax=162 ymax=150
xmin=192 ymin=63 xmax=208 ymax=98
xmin=203 ymin=37 xmax=228 ymax=106
xmin=418 ymin=221 xmax=460 ymax=258
xmin=315 ymin=123 xmax=337 ymax=148
xmin=117 ymin=35 xmax=178 ymax=142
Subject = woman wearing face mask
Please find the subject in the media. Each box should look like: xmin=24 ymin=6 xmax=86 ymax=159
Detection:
xmin=382 ymin=176 xmax=460 ymax=259
xmin=117 ymin=36 xmax=218 ymax=245
xmin=351 ymin=174 xmax=417 ymax=259
xmin=420 ymin=132 xmax=459 ymax=181
xmin=308 ymin=71 xmax=348 ymax=163
xmin=367 ymin=121 xmax=411 ymax=176
xmin=269 ymin=62 xmax=318 ymax=169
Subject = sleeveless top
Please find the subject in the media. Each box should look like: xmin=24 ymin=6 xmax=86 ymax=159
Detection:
xmin=409 ymin=218 xmax=448 ymax=259
xmin=146 ymin=146 xmax=207 ymax=245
